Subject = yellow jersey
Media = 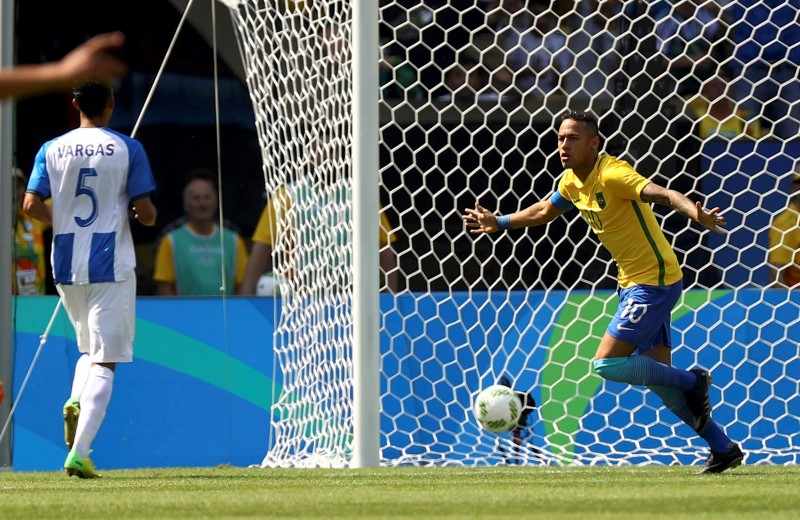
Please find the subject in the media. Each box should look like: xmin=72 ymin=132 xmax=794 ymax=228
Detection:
xmin=557 ymin=154 xmax=683 ymax=288
xmin=252 ymin=185 xmax=396 ymax=247
xmin=13 ymin=210 xmax=49 ymax=295
xmin=768 ymin=201 xmax=800 ymax=269
xmin=687 ymin=98 xmax=764 ymax=140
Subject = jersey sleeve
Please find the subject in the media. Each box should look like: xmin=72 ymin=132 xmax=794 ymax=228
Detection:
xmin=550 ymin=190 xmax=574 ymax=212
xmin=253 ymin=186 xmax=292 ymax=246
xmin=26 ymin=142 xmax=54 ymax=200
xmin=152 ymin=234 xmax=176 ymax=283
xmin=605 ymin=162 xmax=652 ymax=200
xmin=234 ymin=236 xmax=250 ymax=285
xmin=252 ymin=201 xmax=276 ymax=246
xmin=126 ymin=139 xmax=157 ymax=201
xmin=379 ymin=207 xmax=396 ymax=245
xmin=768 ymin=211 xmax=799 ymax=266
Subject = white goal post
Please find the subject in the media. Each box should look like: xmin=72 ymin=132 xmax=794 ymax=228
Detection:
xmin=224 ymin=0 xmax=800 ymax=468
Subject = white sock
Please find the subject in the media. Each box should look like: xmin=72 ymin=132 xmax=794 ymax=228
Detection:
xmin=73 ymin=365 xmax=114 ymax=458
xmin=69 ymin=354 xmax=92 ymax=402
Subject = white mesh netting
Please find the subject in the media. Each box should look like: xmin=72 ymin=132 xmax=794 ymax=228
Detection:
xmin=225 ymin=0 xmax=800 ymax=467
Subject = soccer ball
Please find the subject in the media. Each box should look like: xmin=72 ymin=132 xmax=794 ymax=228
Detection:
xmin=473 ymin=384 xmax=523 ymax=433
xmin=256 ymin=272 xmax=282 ymax=296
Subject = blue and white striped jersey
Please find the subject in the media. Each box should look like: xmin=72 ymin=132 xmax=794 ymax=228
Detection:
xmin=27 ymin=127 xmax=156 ymax=285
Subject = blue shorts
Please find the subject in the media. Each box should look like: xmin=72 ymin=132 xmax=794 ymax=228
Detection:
xmin=606 ymin=281 xmax=683 ymax=352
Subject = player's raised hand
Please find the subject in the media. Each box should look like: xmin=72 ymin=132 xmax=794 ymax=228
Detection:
xmin=695 ymin=201 xmax=727 ymax=234
xmin=58 ymin=32 xmax=128 ymax=88
xmin=463 ymin=202 xmax=499 ymax=234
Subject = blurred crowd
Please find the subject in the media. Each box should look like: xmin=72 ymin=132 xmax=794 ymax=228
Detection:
xmin=9 ymin=0 xmax=800 ymax=296
xmin=382 ymin=0 xmax=799 ymax=139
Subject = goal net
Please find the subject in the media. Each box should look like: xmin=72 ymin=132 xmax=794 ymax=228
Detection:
xmin=224 ymin=0 xmax=800 ymax=467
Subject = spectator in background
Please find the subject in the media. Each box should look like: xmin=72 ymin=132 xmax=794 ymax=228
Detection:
xmin=687 ymin=69 xmax=764 ymax=140
xmin=488 ymin=0 xmax=572 ymax=98
xmin=768 ymin=169 xmax=800 ymax=288
xmin=241 ymin=195 xmax=399 ymax=296
xmin=383 ymin=0 xmax=487 ymax=98
xmin=153 ymin=174 xmax=249 ymax=296
xmin=655 ymin=0 xmax=729 ymax=98
xmin=728 ymin=0 xmax=800 ymax=139
xmin=380 ymin=40 xmax=422 ymax=102
xmin=12 ymin=167 xmax=50 ymax=295
xmin=563 ymin=0 xmax=627 ymax=103
xmin=240 ymin=132 xmax=399 ymax=296
xmin=435 ymin=57 xmax=500 ymax=103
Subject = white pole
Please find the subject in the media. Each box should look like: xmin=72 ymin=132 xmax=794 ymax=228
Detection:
xmin=0 ymin=0 xmax=15 ymax=470
xmin=351 ymin=0 xmax=380 ymax=468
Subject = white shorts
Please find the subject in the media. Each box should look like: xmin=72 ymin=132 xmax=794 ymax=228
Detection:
xmin=57 ymin=276 xmax=136 ymax=363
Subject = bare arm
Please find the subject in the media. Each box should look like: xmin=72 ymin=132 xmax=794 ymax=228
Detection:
xmin=22 ymin=192 xmax=52 ymax=225
xmin=0 ymin=33 xmax=127 ymax=100
xmin=380 ymin=246 xmax=399 ymax=293
xmin=156 ymin=282 xmax=177 ymax=297
xmin=132 ymin=196 xmax=157 ymax=227
xmin=463 ymin=199 xmax=563 ymax=234
xmin=768 ymin=266 xmax=781 ymax=288
xmin=240 ymin=242 xmax=273 ymax=295
xmin=768 ymin=265 xmax=799 ymax=288
xmin=640 ymin=182 xmax=727 ymax=234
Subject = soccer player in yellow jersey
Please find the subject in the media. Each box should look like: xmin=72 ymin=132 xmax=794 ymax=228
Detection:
xmin=463 ymin=110 xmax=743 ymax=474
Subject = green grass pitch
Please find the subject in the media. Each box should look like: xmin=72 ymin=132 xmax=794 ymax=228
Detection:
xmin=1 ymin=465 xmax=799 ymax=519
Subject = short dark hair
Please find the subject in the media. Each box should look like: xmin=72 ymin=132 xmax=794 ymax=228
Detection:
xmin=73 ymin=81 xmax=112 ymax=119
xmin=561 ymin=110 xmax=600 ymax=137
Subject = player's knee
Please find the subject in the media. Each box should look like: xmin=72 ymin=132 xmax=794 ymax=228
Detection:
xmin=592 ymin=357 xmax=628 ymax=381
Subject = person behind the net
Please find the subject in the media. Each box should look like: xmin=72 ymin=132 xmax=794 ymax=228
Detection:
xmin=462 ymin=110 xmax=743 ymax=474
xmin=22 ymin=80 xmax=157 ymax=479
xmin=767 ymin=168 xmax=800 ymax=288
xmin=240 ymin=196 xmax=399 ymax=295
xmin=152 ymin=173 xmax=249 ymax=296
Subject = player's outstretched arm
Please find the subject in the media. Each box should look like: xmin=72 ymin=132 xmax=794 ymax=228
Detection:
xmin=463 ymin=199 xmax=561 ymax=235
xmin=0 ymin=32 xmax=127 ymax=100
xmin=640 ymin=182 xmax=727 ymax=234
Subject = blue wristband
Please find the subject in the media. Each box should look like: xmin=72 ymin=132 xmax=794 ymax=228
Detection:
xmin=496 ymin=214 xmax=512 ymax=230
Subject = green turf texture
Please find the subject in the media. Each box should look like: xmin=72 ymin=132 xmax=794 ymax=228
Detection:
xmin=1 ymin=465 xmax=799 ymax=519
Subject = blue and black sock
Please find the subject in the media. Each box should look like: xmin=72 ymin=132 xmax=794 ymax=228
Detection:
xmin=592 ymin=355 xmax=697 ymax=390
xmin=592 ymin=356 xmax=734 ymax=451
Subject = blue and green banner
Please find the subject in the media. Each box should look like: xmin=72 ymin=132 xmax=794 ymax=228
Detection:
xmin=9 ymin=290 xmax=800 ymax=470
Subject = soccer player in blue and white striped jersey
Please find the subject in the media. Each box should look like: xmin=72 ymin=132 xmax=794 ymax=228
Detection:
xmin=23 ymin=80 xmax=157 ymax=478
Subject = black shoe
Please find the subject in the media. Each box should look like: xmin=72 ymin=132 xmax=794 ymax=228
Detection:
xmin=685 ymin=369 xmax=712 ymax=431
xmin=698 ymin=443 xmax=744 ymax=474
xmin=497 ymin=376 xmax=537 ymax=428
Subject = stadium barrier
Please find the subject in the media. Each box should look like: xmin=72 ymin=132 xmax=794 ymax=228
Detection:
xmin=10 ymin=290 xmax=798 ymax=471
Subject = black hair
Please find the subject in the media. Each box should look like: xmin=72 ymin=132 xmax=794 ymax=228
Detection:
xmin=186 ymin=167 xmax=216 ymax=185
xmin=73 ymin=81 xmax=112 ymax=119
xmin=183 ymin=167 xmax=218 ymax=197
xmin=561 ymin=110 xmax=600 ymax=137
